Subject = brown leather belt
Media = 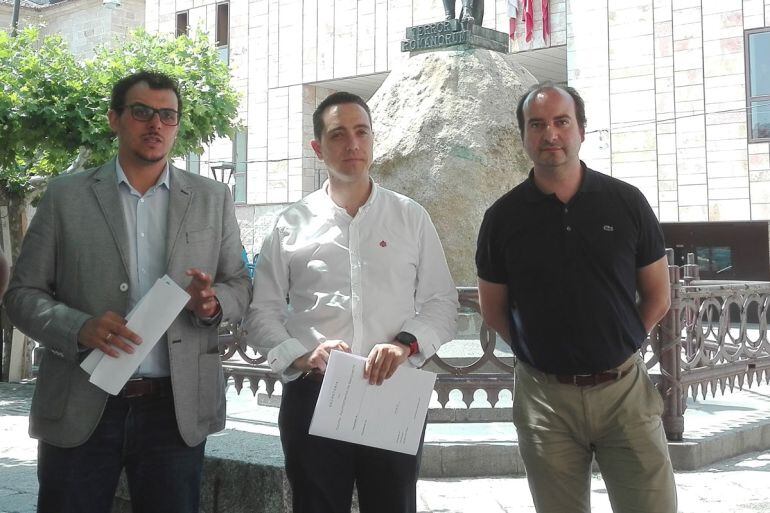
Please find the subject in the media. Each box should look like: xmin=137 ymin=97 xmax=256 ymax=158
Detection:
xmin=119 ymin=377 xmax=172 ymax=398
xmin=556 ymin=366 xmax=633 ymax=387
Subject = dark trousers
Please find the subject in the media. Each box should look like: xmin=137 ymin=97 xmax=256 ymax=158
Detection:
xmin=37 ymin=393 xmax=206 ymax=513
xmin=279 ymin=377 xmax=424 ymax=513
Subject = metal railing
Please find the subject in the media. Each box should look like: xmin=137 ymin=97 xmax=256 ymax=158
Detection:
xmin=220 ymin=251 xmax=770 ymax=441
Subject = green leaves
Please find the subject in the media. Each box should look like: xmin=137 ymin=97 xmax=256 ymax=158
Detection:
xmin=0 ymin=27 xmax=240 ymax=196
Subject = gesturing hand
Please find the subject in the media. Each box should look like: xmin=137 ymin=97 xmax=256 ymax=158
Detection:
xmin=364 ymin=343 xmax=409 ymax=386
xmin=291 ymin=340 xmax=351 ymax=373
xmin=78 ymin=311 xmax=142 ymax=358
xmin=185 ymin=268 xmax=220 ymax=318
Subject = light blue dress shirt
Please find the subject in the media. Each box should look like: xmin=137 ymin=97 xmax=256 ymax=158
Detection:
xmin=116 ymin=160 xmax=170 ymax=378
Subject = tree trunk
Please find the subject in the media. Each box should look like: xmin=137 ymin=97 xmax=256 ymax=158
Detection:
xmin=1 ymin=190 xmax=29 ymax=381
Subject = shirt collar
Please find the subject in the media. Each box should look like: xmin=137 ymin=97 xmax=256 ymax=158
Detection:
xmin=115 ymin=159 xmax=170 ymax=195
xmin=319 ymin=177 xmax=379 ymax=214
xmin=522 ymin=160 xmax=598 ymax=203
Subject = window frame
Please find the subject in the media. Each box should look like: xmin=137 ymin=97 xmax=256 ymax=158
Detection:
xmin=175 ymin=10 xmax=189 ymax=38
xmin=744 ymin=27 xmax=770 ymax=143
xmin=232 ymin=130 xmax=247 ymax=204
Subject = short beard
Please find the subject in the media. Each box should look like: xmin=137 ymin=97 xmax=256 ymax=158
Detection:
xmin=135 ymin=151 xmax=167 ymax=165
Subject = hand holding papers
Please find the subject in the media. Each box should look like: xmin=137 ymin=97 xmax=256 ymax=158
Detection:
xmin=308 ymin=350 xmax=436 ymax=455
xmin=80 ymin=275 xmax=190 ymax=395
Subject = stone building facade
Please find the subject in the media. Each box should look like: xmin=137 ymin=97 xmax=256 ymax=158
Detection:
xmin=554 ymin=1 xmax=770 ymax=224
xmin=0 ymin=0 xmax=144 ymax=59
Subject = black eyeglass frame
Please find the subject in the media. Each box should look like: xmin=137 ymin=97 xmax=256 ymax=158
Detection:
xmin=120 ymin=103 xmax=181 ymax=126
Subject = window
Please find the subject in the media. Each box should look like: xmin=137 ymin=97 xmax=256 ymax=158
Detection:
xmin=186 ymin=152 xmax=200 ymax=174
xmin=232 ymin=130 xmax=247 ymax=203
xmin=696 ymin=246 xmax=733 ymax=275
xmin=176 ymin=11 xmax=189 ymax=37
xmin=746 ymin=28 xmax=770 ymax=141
xmin=216 ymin=2 xmax=229 ymax=63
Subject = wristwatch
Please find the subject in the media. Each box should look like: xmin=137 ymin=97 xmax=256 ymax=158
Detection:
xmin=394 ymin=331 xmax=419 ymax=357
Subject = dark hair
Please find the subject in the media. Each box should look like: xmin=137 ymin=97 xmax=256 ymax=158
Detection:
xmin=515 ymin=82 xmax=586 ymax=139
xmin=110 ymin=71 xmax=183 ymax=116
xmin=312 ymin=91 xmax=372 ymax=141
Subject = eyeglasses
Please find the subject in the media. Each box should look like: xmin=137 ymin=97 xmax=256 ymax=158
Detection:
xmin=122 ymin=103 xmax=180 ymax=126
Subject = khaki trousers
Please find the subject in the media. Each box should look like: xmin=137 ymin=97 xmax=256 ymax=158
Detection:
xmin=513 ymin=355 xmax=677 ymax=513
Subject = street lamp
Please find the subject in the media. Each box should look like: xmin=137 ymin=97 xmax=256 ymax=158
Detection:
xmin=10 ymin=0 xmax=20 ymax=36
xmin=210 ymin=162 xmax=235 ymax=184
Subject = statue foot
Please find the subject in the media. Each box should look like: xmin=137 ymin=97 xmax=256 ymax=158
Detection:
xmin=461 ymin=15 xmax=475 ymax=27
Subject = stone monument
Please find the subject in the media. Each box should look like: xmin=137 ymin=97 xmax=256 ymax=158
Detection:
xmin=371 ymin=21 xmax=537 ymax=286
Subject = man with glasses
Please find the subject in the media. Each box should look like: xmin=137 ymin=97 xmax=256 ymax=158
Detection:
xmin=5 ymin=70 xmax=251 ymax=513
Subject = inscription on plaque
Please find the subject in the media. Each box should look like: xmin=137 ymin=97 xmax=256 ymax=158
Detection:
xmin=401 ymin=19 xmax=468 ymax=52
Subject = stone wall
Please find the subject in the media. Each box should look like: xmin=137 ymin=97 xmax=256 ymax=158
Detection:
xmin=1 ymin=0 xmax=144 ymax=59
xmin=566 ymin=0 xmax=770 ymax=223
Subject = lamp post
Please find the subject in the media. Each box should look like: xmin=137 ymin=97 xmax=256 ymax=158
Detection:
xmin=210 ymin=162 xmax=235 ymax=184
xmin=10 ymin=0 xmax=21 ymax=36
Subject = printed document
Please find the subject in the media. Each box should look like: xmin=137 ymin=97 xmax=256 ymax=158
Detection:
xmin=308 ymin=350 xmax=436 ymax=455
xmin=80 ymin=275 xmax=190 ymax=395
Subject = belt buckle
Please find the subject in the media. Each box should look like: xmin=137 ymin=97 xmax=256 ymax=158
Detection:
xmin=123 ymin=378 xmax=149 ymax=398
xmin=574 ymin=373 xmax=593 ymax=386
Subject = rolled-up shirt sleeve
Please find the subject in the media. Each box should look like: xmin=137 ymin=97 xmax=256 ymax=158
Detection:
xmin=401 ymin=209 xmax=459 ymax=368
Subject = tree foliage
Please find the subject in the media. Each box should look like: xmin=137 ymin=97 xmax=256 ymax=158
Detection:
xmin=0 ymin=27 xmax=240 ymax=196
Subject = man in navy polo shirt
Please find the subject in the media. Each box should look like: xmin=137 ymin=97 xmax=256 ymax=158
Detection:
xmin=476 ymin=82 xmax=677 ymax=513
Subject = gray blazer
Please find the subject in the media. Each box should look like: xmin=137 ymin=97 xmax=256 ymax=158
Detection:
xmin=5 ymin=159 xmax=252 ymax=448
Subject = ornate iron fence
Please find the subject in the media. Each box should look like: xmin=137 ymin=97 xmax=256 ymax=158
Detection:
xmin=220 ymin=251 xmax=770 ymax=441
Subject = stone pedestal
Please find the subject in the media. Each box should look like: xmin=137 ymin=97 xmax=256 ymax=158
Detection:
xmin=369 ymin=48 xmax=537 ymax=286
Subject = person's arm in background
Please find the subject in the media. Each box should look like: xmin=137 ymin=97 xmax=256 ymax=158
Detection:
xmin=636 ymin=255 xmax=671 ymax=333
xmin=478 ymin=278 xmax=512 ymax=344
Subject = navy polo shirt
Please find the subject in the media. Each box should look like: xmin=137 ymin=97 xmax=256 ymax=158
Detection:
xmin=476 ymin=162 xmax=665 ymax=375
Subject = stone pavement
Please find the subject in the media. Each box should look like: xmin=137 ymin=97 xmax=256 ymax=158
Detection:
xmin=3 ymin=381 xmax=770 ymax=513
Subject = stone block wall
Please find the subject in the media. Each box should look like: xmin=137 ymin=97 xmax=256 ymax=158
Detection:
xmin=1 ymin=0 xmax=145 ymax=59
xmin=568 ymin=0 xmax=770 ymax=223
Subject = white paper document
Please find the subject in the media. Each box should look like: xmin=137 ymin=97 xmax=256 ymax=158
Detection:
xmin=308 ymin=350 xmax=436 ymax=455
xmin=80 ymin=275 xmax=190 ymax=395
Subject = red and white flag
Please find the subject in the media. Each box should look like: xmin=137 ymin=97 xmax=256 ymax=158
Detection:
xmin=524 ymin=0 xmax=534 ymax=42
xmin=542 ymin=0 xmax=550 ymax=43
xmin=508 ymin=0 xmax=520 ymax=40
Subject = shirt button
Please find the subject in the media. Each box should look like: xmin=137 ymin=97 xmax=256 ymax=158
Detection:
xmin=140 ymin=199 xmax=144 ymax=203
xmin=140 ymin=233 xmax=145 ymax=237
xmin=564 ymin=207 xmax=568 ymax=213
xmin=119 ymin=283 xmax=129 ymax=292
xmin=566 ymin=226 xmax=572 ymax=231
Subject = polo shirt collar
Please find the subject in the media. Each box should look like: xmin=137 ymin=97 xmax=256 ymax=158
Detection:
xmin=521 ymin=160 xmax=598 ymax=202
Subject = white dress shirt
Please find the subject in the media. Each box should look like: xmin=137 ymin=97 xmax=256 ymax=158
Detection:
xmin=247 ymin=180 xmax=459 ymax=382
xmin=116 ymin=160 xmax=170 ymax=377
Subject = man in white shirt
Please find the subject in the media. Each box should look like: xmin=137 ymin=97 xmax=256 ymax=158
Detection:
xmin=247 ymin=92 xmax=458 ymax=513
